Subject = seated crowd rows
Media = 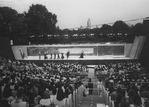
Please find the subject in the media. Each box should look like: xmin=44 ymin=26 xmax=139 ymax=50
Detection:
xmin=0 ymin=56 xmax=88 ymax=107
xmin=95 ymin=61 xmax=149 ymax=107
xmin=1 ymin=55 xmax=149 ymax=107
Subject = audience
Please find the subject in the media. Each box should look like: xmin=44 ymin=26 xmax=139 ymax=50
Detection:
xmin=0 ymin=56 xmax=87 ymax=107
xmin=11 ymin=88 xmax=29 ymax=107
xmin=95 ymin=61 xmax=149 ymax=107
xmin=1 ymin=56 xmax=149 ymax=107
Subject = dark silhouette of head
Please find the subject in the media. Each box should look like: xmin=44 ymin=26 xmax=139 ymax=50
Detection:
xmin=17 ymin=88 xmax=24 ymax=99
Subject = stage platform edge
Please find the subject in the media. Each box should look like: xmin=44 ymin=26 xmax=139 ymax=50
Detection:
xmin=18 ymin=56 xmax=137 ymax=67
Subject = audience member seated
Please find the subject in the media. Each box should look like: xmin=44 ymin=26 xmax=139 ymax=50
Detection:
xmin=95 ymin=61 xmax=149 ymax=107
xmin=11 ymin=88 xmax=29 ymax=107
xmin=0 ymin=56 xmax=87 ymax=107
xmin=39 ymin=89 xmax=51 ymax=107
xmin=1 ymin=56 xmax=149 ymax=107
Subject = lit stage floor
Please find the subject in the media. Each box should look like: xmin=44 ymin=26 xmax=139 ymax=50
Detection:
xmin=19 ymin=55 xmax=135 ymax=66
xmin=22 ymin=55 xmax=132 ymax=60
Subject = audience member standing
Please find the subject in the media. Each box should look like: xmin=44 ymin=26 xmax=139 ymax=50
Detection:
xmin=97 ymin=79 xmax=102 ymax=95
xmin=55 ymin=87 xmax=65 ymax=107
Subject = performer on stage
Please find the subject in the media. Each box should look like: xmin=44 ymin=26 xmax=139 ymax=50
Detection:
xmin=66 ymin=51 xmax=70 ymax=59
xmin=46 ymin=52 xmax=49 ymax=59
xmin=61 ymin=53 xmax=64 ymax=59
xmin=57 ymin=53 xmax=60 ymax=59
xmin=44 ymin=52 xmax=46 ymax=59
xmin=50 ymin=53 xmax=52 ymax=59
xmin=54 ymin=53 xmax=56 ymax=59
xmin=22 ymin=52 xmax=25 ymax=59
xmin=79 ymin=51 xmax=84 ymax=58
xmin=39 ymin=51 xmax=41 ymax=59
xmin=44 ymin=52 xmax=48 ymax=59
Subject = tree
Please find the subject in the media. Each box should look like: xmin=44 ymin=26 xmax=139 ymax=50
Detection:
xmin=0 ymin=7 xmax=18 ymax=38
xmin=100 ymin=24 xmax=112 ymax=32
xmin=113 ymin=20 xmax=130 ymax=32
xmin=10 ymin=13 xmax=29 ymax=45
xmin=133 ymin=23 xmax=146 ymax=36
xmin=25 ymin=4 xmax=57 ymax=37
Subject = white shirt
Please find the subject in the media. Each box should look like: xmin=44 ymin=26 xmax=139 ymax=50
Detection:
xmin=55 ymin=98 xmax=66 ymax=107
xmin=40 ymin=98 xmax=51 ymax=106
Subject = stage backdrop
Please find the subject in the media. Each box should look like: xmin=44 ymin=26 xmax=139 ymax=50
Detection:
xmin=27 ymin=46 xmax=97 ymax=56
xmin=97 ymin=45 xmax=124 ymax=56
xmin=12 ymin=44 xmax=132 ymax=59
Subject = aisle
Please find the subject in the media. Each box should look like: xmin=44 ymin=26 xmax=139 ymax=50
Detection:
xmin=79 ymin=68 xmax=105 ymax=107
xmin=88 ymin=67 xmax=95 ymax=79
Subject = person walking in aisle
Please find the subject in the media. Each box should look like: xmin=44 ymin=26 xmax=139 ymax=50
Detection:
xmin=88 ymin=78 xmax=93 ymax=95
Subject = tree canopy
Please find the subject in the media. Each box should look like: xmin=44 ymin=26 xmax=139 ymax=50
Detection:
xmin=113 ymin=20 xmax=130 ymax=32
xmin=0 ymin=4 xmax=57 ymax=40
xmin=26 ymin=4 xmax=57 ymax=36
xmin=0 ymin=4 xmax=148 ymax=45
xmin=0 ymin=7 xmax=18 ymax=38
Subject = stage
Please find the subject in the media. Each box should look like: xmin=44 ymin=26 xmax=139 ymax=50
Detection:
xmin=18 ymin=55 xmax=136 ymax=67
xmin=12 ymin=43 xmax=137 ymax=66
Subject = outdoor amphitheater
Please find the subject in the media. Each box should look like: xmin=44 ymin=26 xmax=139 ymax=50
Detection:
xmin=1 ymin=1 xmax=149 ymax=107
xmin=1 ymin=34 xmax=149 ymax=107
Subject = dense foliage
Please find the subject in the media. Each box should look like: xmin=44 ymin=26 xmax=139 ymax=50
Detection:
xmin=0 ymin=4 xmax=149 ymax=45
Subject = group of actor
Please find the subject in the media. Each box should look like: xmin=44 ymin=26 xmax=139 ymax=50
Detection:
xmin=39 ymin=50 xmax=84 ymax=60
xmin=42 ymin=52 xmax=65 ymax=60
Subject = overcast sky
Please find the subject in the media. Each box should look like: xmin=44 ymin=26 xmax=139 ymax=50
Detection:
xmin=0 ymin=0 xmax=149 ymax=29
